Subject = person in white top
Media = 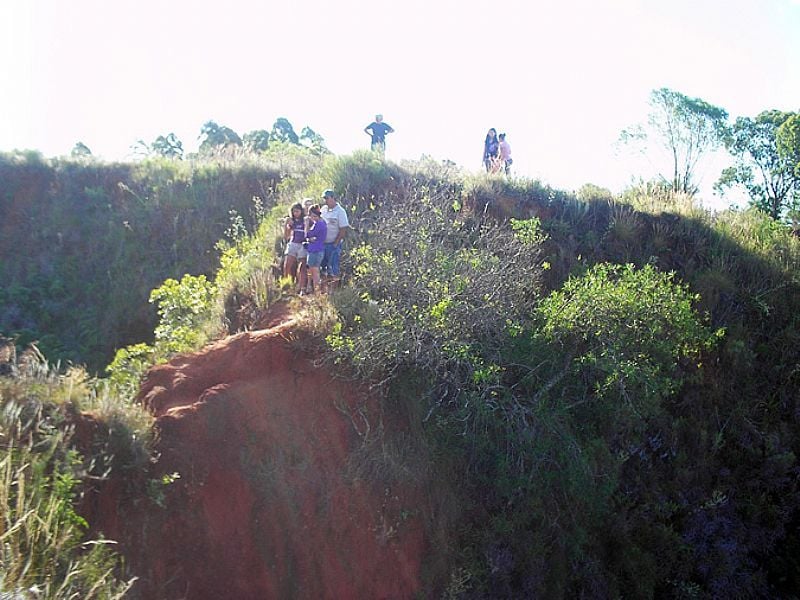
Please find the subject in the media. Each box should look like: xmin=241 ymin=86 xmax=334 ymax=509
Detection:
xmin=320 ymin=189 xmax=350 ymax=282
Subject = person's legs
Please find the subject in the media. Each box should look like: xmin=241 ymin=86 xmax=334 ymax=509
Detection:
xmin=298 ymin=258 xmax=308 ymax=292
xmin=306 ymin=251 xmax=323 ymax=294
xmin=321 ymin=243 xmax=334 ymax=277
xmin=328 ymin=244 xmax=342 ymax=277
xmin=283 ymin=253 xmax=297 ymax=282
xmin=309 ymin=266 xmax=321 ymax=293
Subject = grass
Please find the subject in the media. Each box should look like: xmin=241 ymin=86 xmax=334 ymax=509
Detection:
xmin=0 ymin=351 xmax=152 ymax=598
xmin=0 ymin=440 xmax=135 ymax=598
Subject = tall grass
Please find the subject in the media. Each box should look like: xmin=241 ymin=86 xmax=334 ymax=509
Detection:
xmin=0 ymin=440 xmax=135 ymax=598
xmin=0 ymin=353 xmax=152 ymax=598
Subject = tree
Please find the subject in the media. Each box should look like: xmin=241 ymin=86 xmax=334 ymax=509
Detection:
xmin=778 ymin=113 xmax=800 ymax=179
xmin=198 ymin=121 xmax=242 ymax=154
xmin=242 ymin=129 xmax=270 ymax=153
xmin=716 ymin=110 xmax=799 ymax=220
xmin=300 ymin=126 xmax=329 ymax=154
xmin=71 ymin=142 xmax=92 ymax=157
xmin=270 ymin=117 xmax=299 ymax=144
xmin=130 ymin=139 xmax=150 ymax=158
xmin=151 ymin=133 xmax=184 ymax=159
xmin=621 ymin=88 xmax=728 ymax=195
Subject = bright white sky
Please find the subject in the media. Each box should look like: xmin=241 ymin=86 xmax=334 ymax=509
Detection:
xmin=2 ymin=0 xmax=799 ymax=209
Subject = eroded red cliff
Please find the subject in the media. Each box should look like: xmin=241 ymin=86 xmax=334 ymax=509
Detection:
xmin=84 ymin=308 xmax=436 ymax=599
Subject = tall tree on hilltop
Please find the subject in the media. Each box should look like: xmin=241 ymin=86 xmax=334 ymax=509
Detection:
xmin=198 ymin=121 xmax=242 ymax=154
xmin=716 ymin=110 xmax=799 ymax=220
xmin=270 ymin=117 xmax=299 ymax=144
xmin=243 ymin=129 xmax=270 ymax=153
xmin=71 ymin=142 xmax=92 ymax=157
xmin=152 ymin=133 xmax=184 ymax=159
xmin=300 ymin=126 xmax=329 ymax=154
xmin=621 ymin=88 xmax=728 ymax=195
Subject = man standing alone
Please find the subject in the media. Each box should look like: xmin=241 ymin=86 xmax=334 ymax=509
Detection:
xmin=364 ymin=114 xmax=394 ymax=154
xmin=320 ymin=189 xmax=350 ymax=288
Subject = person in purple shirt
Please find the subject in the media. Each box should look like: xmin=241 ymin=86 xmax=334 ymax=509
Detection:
xmin=483 ymin=128 xmax=500 ymax=172
xmin=283 ymin=202 xmax=307 ymax=292
xmin=303 ymin=204 xmax=327 ymax=295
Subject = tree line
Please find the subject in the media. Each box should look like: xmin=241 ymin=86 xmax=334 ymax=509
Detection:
xmin=68 ymin=91 xmax=800 ymax=223
xmin=620 ymin=87 xmax=800 ymax=221
xmin=71 ymin=117 xmax=329 ymax=161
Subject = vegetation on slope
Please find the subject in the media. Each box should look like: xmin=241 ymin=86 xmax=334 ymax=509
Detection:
xmin=2 ymin=150 xmax=799 ymax=597
xmin=0 ymin=150 xmax=294 ymax=371
xmin=0 ymin=353 xmax=151 ymax=598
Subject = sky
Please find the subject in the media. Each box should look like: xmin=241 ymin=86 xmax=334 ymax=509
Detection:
xmin=2 ymin=0 xmax=799 ymax=209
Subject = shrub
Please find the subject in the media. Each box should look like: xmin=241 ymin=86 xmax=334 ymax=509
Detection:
xmin=324 ymin=180 xmax=718 ymax=595
xmin=535 ymin=262 xmax=719 ymax=421
xmin=107 ymin=274 xmax=216 ymax=393
xmin=326 ymin=185 xmax=543 ymax=406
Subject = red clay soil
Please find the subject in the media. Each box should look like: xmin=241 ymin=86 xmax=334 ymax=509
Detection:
xmin=82 ymin=303 xmax=437 ymax=599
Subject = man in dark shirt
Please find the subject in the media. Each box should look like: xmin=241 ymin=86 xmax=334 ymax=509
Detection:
xmin=364 ymin=114 xmax=394 ymax=154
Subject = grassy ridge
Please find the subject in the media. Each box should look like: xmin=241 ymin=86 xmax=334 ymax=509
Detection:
xmin=2 ymin=153 xmax=799 ymax=597
xmin=0 ymin=151 xmax=286 ymax=371
xmin=172 ymin=154 xmax=799 ymax=596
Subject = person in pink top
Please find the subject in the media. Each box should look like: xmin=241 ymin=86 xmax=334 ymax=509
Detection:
xmin=498 ymin=133 xmax=513 ymax=175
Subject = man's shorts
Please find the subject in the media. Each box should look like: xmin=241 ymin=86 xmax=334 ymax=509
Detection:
xmin=285 ymin=241 xmax=308 ymax=259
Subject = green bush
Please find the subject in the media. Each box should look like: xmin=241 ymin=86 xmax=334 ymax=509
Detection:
xmin=326 ymin=185 xmax=542 ymax=403
xmin=107 ymin=274 xmax=216 ymax=392
xmin=535 ymin=262 xmax=719 ymax=421
xmin=322 ymin=173 xmax=718 ymax=595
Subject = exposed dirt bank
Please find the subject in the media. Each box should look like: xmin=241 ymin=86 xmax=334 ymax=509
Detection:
xmin=82 ymin=305 xmax=436 ymax=599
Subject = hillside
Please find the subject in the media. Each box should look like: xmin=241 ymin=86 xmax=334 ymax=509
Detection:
xmin=0 ymin=151 xmax=284 ymax=370
xmin=79 ymin=303 xmax=438 ymax=599
xmin=2 ymin=153 xmax=800 ymax=598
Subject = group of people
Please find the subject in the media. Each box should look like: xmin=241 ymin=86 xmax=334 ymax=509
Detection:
xmin=364 ymin=114 xmax=514 ymax=178
xmin=282 ymin=189 xmax=349 ymax=295
xmin=482 ymin=128 xmax=513 ymax=174
xmin=280 ymin=117 xmax=512 ymax=293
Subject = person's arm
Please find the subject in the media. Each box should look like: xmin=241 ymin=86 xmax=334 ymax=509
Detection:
xmin=284 ymin=217 xmax=292 ymax=241
xmin=334 ymin=207 xmax=350 ymax=245
xmin=309 ymin=220 xmax=322 ymax=242
xmin=334 ymin=225 xmax=349 ymax=246
xmin=364 ymin=124 xmax=373 ymax=136
xmin=386 ymin=124 xmax=394 ymax=134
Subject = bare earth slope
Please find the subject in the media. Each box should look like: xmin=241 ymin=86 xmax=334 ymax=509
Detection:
xmin=84 ymin=306 xmax=431 ymax=599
